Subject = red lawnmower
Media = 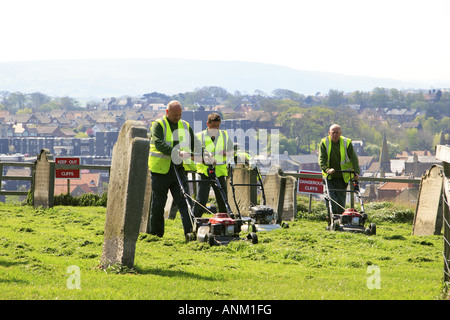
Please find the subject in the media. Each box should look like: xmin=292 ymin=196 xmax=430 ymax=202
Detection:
xmin=323 ymin=170 xmax=376 ymax=235
xmin=173 ymin=163 xmax=258 ymax=246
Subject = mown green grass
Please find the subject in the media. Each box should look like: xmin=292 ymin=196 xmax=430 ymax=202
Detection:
xmin=0 ymin=202 xmax=447 ymax=300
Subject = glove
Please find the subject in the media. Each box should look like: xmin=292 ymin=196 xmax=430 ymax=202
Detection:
xmin=203 ymin=152 xmax=216 ymax=165
xmin=178 ymin=151 xmax=191 ymax=160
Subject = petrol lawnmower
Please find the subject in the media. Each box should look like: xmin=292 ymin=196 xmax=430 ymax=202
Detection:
xmin=173 ymin=163 xmax=258 ymax=246
xmin=323 ymin=170 xmax=376 ymax=235
xmin=229 ymin=163 xmax=285 ymax=232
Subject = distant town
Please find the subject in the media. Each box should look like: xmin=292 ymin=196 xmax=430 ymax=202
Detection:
xmin=0 ymin=86 xmax=448 ymax=203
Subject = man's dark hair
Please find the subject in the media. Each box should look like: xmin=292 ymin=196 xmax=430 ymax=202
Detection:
xmin=207 ymin=113 xmax=221 ymax=123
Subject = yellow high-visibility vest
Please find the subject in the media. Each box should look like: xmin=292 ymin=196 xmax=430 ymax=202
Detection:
xmin=148 ymin=116 xmax=194 ymax=174
xmin=196 ymin=130 xmax=229 ymax=177
xmin=321 ymin=136 xmax=354 ymax=183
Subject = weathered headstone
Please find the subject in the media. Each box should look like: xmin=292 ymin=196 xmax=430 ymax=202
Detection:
xmin=101 ymin=121 xmax=150 ymax=269
xmin=262 ymin=166 xmax=284 ymax=222
xmin=33 ymin=149 xmax=55 ymax=208
xmin=140 ymin=170 xmax=152 ymax=233
xmin=281 ymin=173 xmax=297 ymax=221
xmin=263 ymin=166 xmax=297 ymax=221
xmin=412 ymin=164 xmax=444 ymax=236
xmin=436 ymin=145 xmax=450 ymax=282
xmin=227 ymin=164 xmax=257 ymax=216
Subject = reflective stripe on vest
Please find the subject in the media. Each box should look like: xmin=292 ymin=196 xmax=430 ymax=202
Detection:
xmin=148 ymin=117 xmax=191 ymax=174
xmin=322 ymin=136 xmax=353 ymax=183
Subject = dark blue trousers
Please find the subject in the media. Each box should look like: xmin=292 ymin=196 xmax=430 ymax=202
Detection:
xmin=193 ymin=173 xmax=228 ymax=217
xmin=325 ymin=178 xmax=348 ymax=217
xmin=149 ymin=166 xmax=193 ymax=237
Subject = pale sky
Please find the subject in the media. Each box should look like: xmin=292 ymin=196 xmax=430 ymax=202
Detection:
xmin=2 ymin=0 xmax=450 ymax=84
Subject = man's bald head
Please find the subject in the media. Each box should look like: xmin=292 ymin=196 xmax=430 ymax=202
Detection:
xmin=329 ymin=124 xmax=342 ymax=143
xmin=166 ymin=100 xmax=182 ymax=123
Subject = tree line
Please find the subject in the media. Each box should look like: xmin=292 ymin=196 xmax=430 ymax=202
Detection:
xmin=0 ymin=91 xmax=81 ymax=114
xmin=1 ymin=86 xmax=449 ymax=158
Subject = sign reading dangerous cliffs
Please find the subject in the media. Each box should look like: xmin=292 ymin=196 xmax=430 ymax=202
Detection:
xmin=297 ymin=170 xmax=323 ymax=194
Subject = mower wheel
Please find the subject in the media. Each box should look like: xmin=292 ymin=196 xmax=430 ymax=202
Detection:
xmin=185 ymin=233 xmax=195 ymax=243
xmin=247 ymin=232 xmax=258 ymax=244
xmin=366 ymin=223 xmax=376 ymax=235
xmin=205 ymin=233 xmax=216 ymax=246
xmin=332 ymin=221 xmax=340 ymax=231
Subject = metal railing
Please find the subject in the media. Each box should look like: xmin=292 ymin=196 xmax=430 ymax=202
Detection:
xmin=0 ymin=161 xmax=110 ymax=198
xmin=0 ymin=162 xmax=34 ymax=196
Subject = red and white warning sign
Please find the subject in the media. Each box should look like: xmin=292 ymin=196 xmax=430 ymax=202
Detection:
xmin=55 ymin=157 xmax=81 ymax=179
xmin=297 ymin=170 xmax=323 ymax=194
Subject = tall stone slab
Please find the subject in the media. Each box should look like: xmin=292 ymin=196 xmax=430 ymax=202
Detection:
xmin=281 ymin=173 xmax=297 ymax=221
xmin=140 ymin=170 xmax=152 ymax=233
xmin=227 ymin=164 xmax=257 ymax=216
xmin=412 ymin=164 xmax=444 ymax=236
xmin=33 ymin=149 xmax=55 ymax=208
xmin=436 ymin=145 xmax=450 ymax=282
xmin=262 ymin=166 xmax=284 ymax=222
xmin=263 ymin=166 xmax=297 ymax=222
xmin=101 ymin=121 xmax=149 ymax=268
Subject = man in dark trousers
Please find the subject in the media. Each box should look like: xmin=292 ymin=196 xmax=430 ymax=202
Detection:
xmin=193 ymin=113 xmax=234 ymax=217
xmin=148 ymin=100 xmax=201 ymax=238
xmin=319 ymin=124 xmax=360 ymax=225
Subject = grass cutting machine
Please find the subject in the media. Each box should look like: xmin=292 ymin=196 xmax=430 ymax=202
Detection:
xmin=228 ymin=164 xmax=285 ymax=232
xmin=323 ymin=170 xmax=376 ymax=235
xmin=173 ymin=163 xmax=258 ymax=246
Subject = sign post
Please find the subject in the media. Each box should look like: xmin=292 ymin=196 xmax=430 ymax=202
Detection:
xmin=55 ymin=157 xmax=81 ymax=194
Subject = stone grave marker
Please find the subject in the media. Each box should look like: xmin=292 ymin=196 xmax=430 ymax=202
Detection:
xmin=227 ymin=164 xmax=257 ymax=216
xmin=412 ymin=164 xmax=444 ymax=236
xmin=33 ymin=149 xmax=55 ymax=208
xmin=101 ymin=121 xmax=149 ymax=269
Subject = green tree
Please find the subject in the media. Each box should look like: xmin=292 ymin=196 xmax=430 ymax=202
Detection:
xmin=326 ymin=89 xmax=345 ymax=107
xmin=29 ymin=92 xmax=51 ymax=110
xmin=422 ymin=117 xmax=438 ymax=135
xmin=272 ymin=89 xmax=305 ymax=102
xmin=369 ymin=87 xmax=389 ymax=108
xmin=351 ymin=90 xmax=370 ymax=108
xmin=6 ymin=91 xmax=28 ymax=112
xmin=17 ymin=108 xmax=33 ymax=115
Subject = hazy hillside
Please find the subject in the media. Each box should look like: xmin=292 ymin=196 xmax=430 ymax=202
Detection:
xmin=0 ymin=58 xmax=432 ymax=100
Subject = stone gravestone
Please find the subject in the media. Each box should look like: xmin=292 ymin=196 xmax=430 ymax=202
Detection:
xmin=412 ymin=164 xmax=444 ymax=236
xmin=281 ymin=173 xmax=297 ymax=221
xmin=263 ymin=165 xmax=297 ymax=222
xmin=262 ymin=166 xmax=284 ymax=222
xmin=33 ymin=149 xmax=55 ymax=208
xmin=140 ymin=170 xmax=152 ymax=233
xmin=227 ymin=164 xmax=257 ymax=216
xmin=436 ymin=145 xmax=450 ymax=282
xmin=101 ymin=121 xmax=150 ymax=269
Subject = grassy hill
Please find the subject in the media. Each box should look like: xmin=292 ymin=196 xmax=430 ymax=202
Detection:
xmin=0 ymin=58 xmax=429 ymax=99
xmin=0 ymin=200 xmax=446 ymax=300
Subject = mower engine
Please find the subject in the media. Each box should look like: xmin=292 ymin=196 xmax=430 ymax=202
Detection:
xmin=339 ymin=208 xmax=367 ymax=227
xmin=249 ymin=205 xmax=275 ymax=225
xmin=209 ymin=213 xmax=240 ymax=237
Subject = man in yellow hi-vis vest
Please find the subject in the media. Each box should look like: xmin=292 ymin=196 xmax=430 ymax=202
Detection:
xmin=148 ymin=100 xmax=201 ymax=237
xmin=319 ymin=124 xmax=360 ymax=223
xmin=193 ymin=113 xmax=234 ymax=217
